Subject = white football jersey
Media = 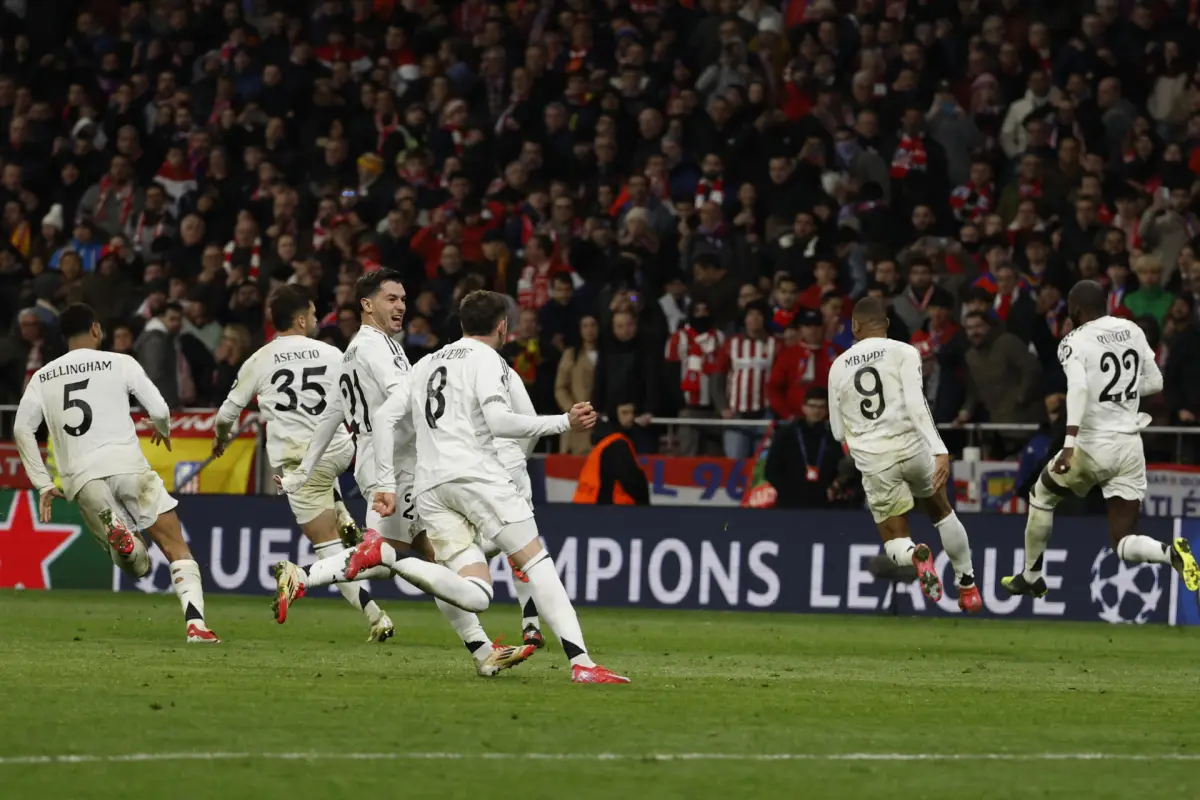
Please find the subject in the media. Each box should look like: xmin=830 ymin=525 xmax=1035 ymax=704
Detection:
xmin=496 ymin=364 xmax=536 ymax=473
xmin=339 ymin=324 xmax=413 ymax=492
xmin=217 ymin=335 xmax=352 ymax=468
xmin=1058 ymin=316 xmax=1161 ymax=446
xmin=828 ymin=337 xmax=947 ymax=476
xmin=409 ymin=337 xmax=569 ymax=496
xmin=14 ymin=349 xmax=170 ymax=500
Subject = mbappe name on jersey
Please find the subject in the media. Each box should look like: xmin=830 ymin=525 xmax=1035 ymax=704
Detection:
xmin=842 ymin=349 xmax=885 ymax=368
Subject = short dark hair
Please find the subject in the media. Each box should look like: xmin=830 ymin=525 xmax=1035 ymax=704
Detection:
xmin=852 ymin=296 xmax=888 ymax=327
xmin=805 ymin=387 xmax=829 ymax=403
xmin=355 ymin=268 xmax=404 ymax=312
xmin=60 ymin=303 xmax=97 ymax=339
xmin=964 ymin=310 xmax=992 ymax=327
xmin=1068 ymin=279 xmax=1107 ymax=317
xmin=552 ymin=272 xmax=574 ymax=288
xmin=270 ymin=285 xmax=313 ymax=331
xmin=162 ymin=301 xmax=184 ymax=317
xmin=459 ymin=290 xmax=510 ymax=336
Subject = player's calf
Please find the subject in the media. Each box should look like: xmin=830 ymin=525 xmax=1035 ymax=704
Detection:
xmin=146 ymin=511 xmax=219 ymax=643
xmin=98 ymin=509 xmax=151 ymax=578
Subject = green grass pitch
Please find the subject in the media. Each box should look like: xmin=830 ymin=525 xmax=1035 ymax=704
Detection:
xmin=0 ymin=590 xmax=1197 ymax=799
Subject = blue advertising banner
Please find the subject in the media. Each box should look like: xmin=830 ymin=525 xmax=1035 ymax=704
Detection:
xmin=116 ymin=500 xmax=1181 ymax=625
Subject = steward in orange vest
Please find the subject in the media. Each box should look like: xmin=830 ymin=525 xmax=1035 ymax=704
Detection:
xmin=572 ymin=430 xmax=650 ymax=505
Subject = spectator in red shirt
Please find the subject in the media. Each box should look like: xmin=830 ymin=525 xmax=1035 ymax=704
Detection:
xmin=665 ymin=300 xmax=726 ymax=456
xmin=516 ymin=233 xmax=579 ymax=310
xmin=713 ymin=299 xmax=778 ymax=459
xmin=767 ymin=309 xmax=838 ymax=421
xmin=798 ymin=258 xmax=848 ymax=312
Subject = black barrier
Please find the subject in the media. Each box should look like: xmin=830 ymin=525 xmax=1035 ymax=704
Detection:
xmin=116 ymin=499 xmax=1178 ymax=624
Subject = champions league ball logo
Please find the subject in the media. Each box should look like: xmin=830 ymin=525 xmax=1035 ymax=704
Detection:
xmin=1089 ymin=548 xmax=1163 ymax=624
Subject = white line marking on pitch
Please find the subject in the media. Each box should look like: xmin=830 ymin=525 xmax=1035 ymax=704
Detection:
xmin=1 ymin=752 xmax=1198 ymax=766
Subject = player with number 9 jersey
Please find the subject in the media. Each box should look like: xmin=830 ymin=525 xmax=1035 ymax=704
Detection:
xmin=826 ymin=297 xmax=981 ymax=612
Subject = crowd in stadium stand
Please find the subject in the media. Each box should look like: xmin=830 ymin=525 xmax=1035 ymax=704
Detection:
xmin=4 ymin=0 xmax=1200 ymax=466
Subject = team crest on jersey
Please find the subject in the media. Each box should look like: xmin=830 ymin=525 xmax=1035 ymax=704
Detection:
xmin=394 ymin=356 xmax=408 ymax=371
xmin=1057 ymin=342 xmax=1072 ymax=363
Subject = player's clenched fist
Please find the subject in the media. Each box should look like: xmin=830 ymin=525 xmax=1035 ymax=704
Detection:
xmin=568 ymin=402 xmax=597 ymax=431
xmin=373 ymin=491 xmax=397 ymax=518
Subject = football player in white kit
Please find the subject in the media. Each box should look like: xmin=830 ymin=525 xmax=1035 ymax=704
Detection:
xmin=827 ymin=297 xmax=981 ymax=613
xmin=271 ymin=271 xmax=536 ymax=675
xmin=14 ymin=304 xmax=219 ymax=643
xmin=212 ymin=285 xmax=394 ymax=643
xmin=361 ymin=289 xmax=628 ymax=683
xmin=1003 ymin=280 xmax=1200 ymax=597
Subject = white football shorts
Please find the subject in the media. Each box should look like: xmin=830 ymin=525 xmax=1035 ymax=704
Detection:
xmin=281 ymin=442 xmax=354 ymax=526
xmin=861 ymin=450 xmax=937 ymax=523
xmin=415 ymin=477 xmax=534 ymax=564
xmin=75 ymin=470 xmax=177 ymax=543
xmin=362 ymin=470 xmax=418 ymax=545
xmin=1051 ymin=435 xmax=1146 ymax=502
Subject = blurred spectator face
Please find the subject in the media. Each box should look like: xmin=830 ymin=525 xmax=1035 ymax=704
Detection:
xmin=440 ymin=244 xmax=462 ymax=273
xmin=60 ymin=253 xmax=82 ymax=281
xmin=738 ymin=283 xmax=761 ymax=308
xmin=112 ymin=325 xmax=134 ymax=354
xmin=1026 ymin=239 xmax=1049 ymax=266
xmin=277 ymin=235 xmax=296 ymax=262
xmin=163 ymin=306 xmax=183 ymax=337
xmin=182 ymin=215 xmax=205 ymax=246
xmin=965 ymin=314 xmax=990 ymax=346
xmin=821 ymin=295 xmax=843 ymax=322
xmin=18 ymin=311 xmax=41 ymax=343
xmin=798 ymin=320 xmax=822 ymax=346
xmin=1018 ymin=156 xmax=1040 ymax=183
xmin=907 ymin=262 xmax=932 ymax=290
xmin=1028 ymin=70 xmax=1050 ymax=99
xmin=73 ymin=223 xmax=92 ymax=243
xmin=580 ymin=315 xmax=599 ymax=345
xmin=526 ymin=236 xmax=547 ymax=264
xmin=870 ymin=259 xmax=897 ymax=286
xmin=1136 ymin=258 xmax=1163 ymax=288
xmin=552 ymin=197 xmax=574 ymax=223
xmin=969 ymin=161 xmax=992 ymax=186
xmin=1107 ymin=262 xmax=1130 ymax=288
xmin=1170 ymin=297 xmax=1192 ymax=325
xmin=1036 ymin=284 xmax=1062 ymax=314
xmin=1014 ymin=200 xmax=1038 ymax=229
xmin=612 ymin=310 xmax=637 ymax=342
xmin=338 ymin=308 xmax=359 ymax=340
xmin=551 ymin=275 xmax=573 ymax=305
xmin=1171 ymin=188 xmax=1191 ymax=214
xmin=794 ymin=212 xmax=816 ymax=238
xmin=235 ymin=218 xmax=257 ymax=246
xmin=928 ymin=301 xmax=951 ymax=327
xmin=802 ymin=395 xmax=828 ymax=424
xmin=768 ymin=157 xmax=793 ymax=185
xmin=516 ymin=308 xmax=538 ymax=339
xmin=774 ymin=278 xmax=798 ymax=309
xmin=627 ymin=174 xmax=648 ymax=204
xmin=911 ymin=205 xmax=935 ymax=232
xmin=814 ymin=260 xmax=837 ymax=287
xmin=234 ymin=282 xmax=260 ymax=308
xmin=1103 ymin=229 xmax=1126 ymax=255
xmin=701 ymin=154 xmax=723 ymax=178
xmin=616 ymin=402 xmax=637 ymax=428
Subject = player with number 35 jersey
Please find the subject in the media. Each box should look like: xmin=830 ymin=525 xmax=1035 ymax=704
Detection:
xmin=827 ymin=297 xmax=981 ymax=613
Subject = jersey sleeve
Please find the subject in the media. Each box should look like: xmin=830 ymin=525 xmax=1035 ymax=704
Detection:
xmin=14 ymin=383 xmax=53 ymax=494
xmin=373 ymin=370 xmax=414 ymax=490
xmin=122 ymin=354 xmax=171 ymax=438
xmin=372 ymin=337 xmax=411 ymax=395
xmin=474 ymin=350 xmax=571 ymax=439
xmin=288 ymin=362 xmax=345 ymax=488
xmin=505 ymin=364 xmax=540 ymax=456
xmin=898 ymin=345 xmax=947 ymax=456
xmin=827 ymin=362 xmax=845 ymax=443
xmin=215 ymin=351 xmax=260 ymax=438
xmin=1137 ymin=328 xmax=1164 ymax=397
xmin=1060 ymin=339 xmax=1089 ymax=430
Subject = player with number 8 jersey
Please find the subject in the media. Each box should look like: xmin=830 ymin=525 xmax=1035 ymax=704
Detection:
xmin=827 ymin=297 xmax=981 ymax=613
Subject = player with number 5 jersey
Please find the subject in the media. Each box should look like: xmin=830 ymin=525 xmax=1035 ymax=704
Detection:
xmin=827 ymin=297 xmax=981 ymax=613
xmin=214 ymin=285 xmax=394 ymax=642
xmin=14 ymin=303 xmax=219 ymax=643
xmin=1002 ymin=280 xmax=1200 ymax=600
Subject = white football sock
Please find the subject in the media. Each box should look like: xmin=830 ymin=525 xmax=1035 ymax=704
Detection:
xmin=934 ymin=512 xmax=974 ymax=586
xmin=435 ymin=598 xmax=493 ymax=663
xmin=169 ymin=559 xmax=207 ymax=630
xmin=314 ymin=540 xmax=382 ymax=624
xmin=1117 ymin=535 xmax=1171 ymax=564
xmin=514 ymin=575 xmax=539 ymax=631
xmin=380 ymin=543 xmax=493 ymax=612
xmin=522 ymin=553 xmax=594 ymax=667
xmin=883 ymin=537 xmax=916 ymax=568
xmin=1022 ymin=505 xmax=1054 ymax=582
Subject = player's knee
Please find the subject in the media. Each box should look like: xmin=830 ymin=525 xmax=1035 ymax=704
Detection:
xmin=1031 ymin=471 xmax=1066 ymax=511
xmin=495 ymin=517 xmax=540 ymax=564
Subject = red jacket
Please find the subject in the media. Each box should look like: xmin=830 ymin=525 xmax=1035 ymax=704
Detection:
xmin=767 ymin=341 xmax=838 ymax=419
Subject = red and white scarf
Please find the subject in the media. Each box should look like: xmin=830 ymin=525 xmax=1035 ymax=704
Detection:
xmin=94 ymin=176 xmax=135 ymax=228
xmin=133 ymin=211 xmax=167 ymax=251
xmin=949 ymin=181 xmax=993 ymax=223
xmin=443 ymin=126 xmax=464 ymax=155
xmin=1018 ymin=179 xmax=1043 ymax=199
xmin=1108 ymin=286 xmax=1126 ymax=315
xmin=890 ymin=134 xmax=927 ymax=179
xmin=696 ymin=177 xmax=724 ymax=208
xmin=566 ymin=48 xmax=589 ymax=72
xmin=224 ymin=237 xmax=262 ymax=280
xmin=993 ymin=286 xmax=1022 ymax=321
xmin=313 ymin=218 xmax=331 ymax=250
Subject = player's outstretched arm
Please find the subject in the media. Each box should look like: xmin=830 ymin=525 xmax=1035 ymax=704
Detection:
xmin=1056 ymin=356 xmax=1089 ymax=474
xmin=280 ymin=376 xmax=345 ymax=494
xmin=213 ymin=353 xmax=259 ymax=456
xmin=123 ymin=354 xmax=171 ymax=440
xmin=372 ymin=379 xmax=413 ymax=492
xmin=13 ymin=386 xmax=57 ymax=502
